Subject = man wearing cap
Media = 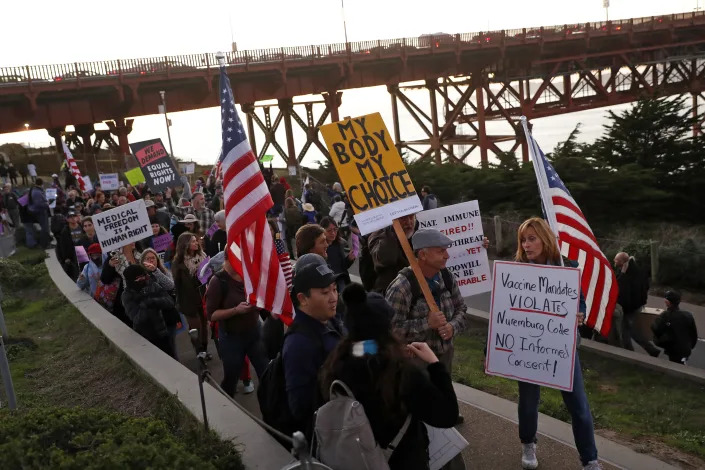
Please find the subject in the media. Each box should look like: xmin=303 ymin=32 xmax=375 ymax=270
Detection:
xmin=145 ymin=199 xmax=171 ymax=230
xmin=385 ymin=228 xmax=469 ymax=370
xmin=77 ymin=243 xmax=103 ymax=297
xmin=652 ymin=290 xmax=699 ymax=365
xmin=55 ymin=209 xmax=82 ymax=281
xmin=282 ymin=253 xmax=344 ymax=436
xmin=166 ymin=190 xmax=215 ymax=233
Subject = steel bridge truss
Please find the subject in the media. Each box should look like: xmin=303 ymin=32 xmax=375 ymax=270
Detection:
xmin=390 ymin=49 xmax=705 ymax=166
xmin=242 ymin=92 xmax=341 ymax=166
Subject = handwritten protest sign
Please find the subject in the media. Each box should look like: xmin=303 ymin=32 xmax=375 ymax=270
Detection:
xmin=180 ymin=163 xmax=195 ymax=175
xmin=206 ymin=222 xmax=219 ymax=239
xmin=130 ymin=138 xmax=180 ymax=192
xmin=197 ymin=256 xmax=212 ymax=285
xmin=46 ymin=188 xmax=57 ymax=209
xmin=319 ymin=113 xmax=422 ymax=235
xmin=99 ymin=173 xmax=120 ymax=191
xmin=152 ymin=233 xmax=172 ymax=253
xmin=93 ymin=199 xmax=151 ymax=252
xmin=75 ymin=245 xmax=89 ymax=264
xmin=124 ymin=167 xmax=146 ymax=186
xmin=485 ymin=261 xmax=581 ymax=391
xmin=82 ymin=176 xmax=93 ymax=192
xmin=416 ymin=201 xmax=491 ymax=297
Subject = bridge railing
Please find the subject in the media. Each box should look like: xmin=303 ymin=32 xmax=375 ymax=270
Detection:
xmin=1 ymin=10 xmax=704 ymax=86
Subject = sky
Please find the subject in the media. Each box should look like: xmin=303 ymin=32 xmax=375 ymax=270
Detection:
xmin=1 ymin=0 xmax=701 ymax=167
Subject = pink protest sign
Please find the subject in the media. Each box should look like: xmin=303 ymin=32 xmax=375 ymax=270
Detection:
xmin=206 ymin=223 xmax=219 ymax=239
xmin=197 ymin=256 xmax=212 ymax=285
xmin=18 ymin=194 xmax=29 ymax=207
xmin=75 ymin=246 xmax=89 ymax=264
xmin=152 ymin=233 xmax=172 ymax=253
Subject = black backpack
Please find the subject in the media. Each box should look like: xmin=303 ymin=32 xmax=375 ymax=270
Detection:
xmin=393 ymin=266 xmax=455 ymax=311
xmin=257 ymin=321 xmax=323 ymax=446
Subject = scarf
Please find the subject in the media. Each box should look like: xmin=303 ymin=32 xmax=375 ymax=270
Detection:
xmin=185 ymin=252 xmax=206 ymax=277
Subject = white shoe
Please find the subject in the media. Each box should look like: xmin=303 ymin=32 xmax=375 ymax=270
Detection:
xmin=521 ymin=443 xmax=538 ymax=469
xmin=583 ymin=460 xmax=602 ymax=470
xmin=242 ymin=381 xmax=255 ymax=394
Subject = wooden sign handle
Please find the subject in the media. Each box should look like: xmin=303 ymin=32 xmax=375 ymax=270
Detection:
xmin=392 ymin=219 xmax=440 ymax=313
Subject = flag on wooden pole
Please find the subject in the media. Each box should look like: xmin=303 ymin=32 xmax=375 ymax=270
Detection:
xmin=217 ymin=55 xmax=293 ymax=323
xmin=522 ymin=117 xmax=616 ymax=336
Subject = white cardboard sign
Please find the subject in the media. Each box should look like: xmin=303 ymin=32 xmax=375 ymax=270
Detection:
xmin=99 ymin=173 xmax=120 ymax=191
xmin=415 ymin=201 xmax=491 ymax=297
xmin=485 ymin=261 xmax=581 ymax=391
xmin=46 ymin=188 xmax=57 ymax=209
xmin=180 ymin=163 xmax=195 ymax=175
xmin=93 ymin=199 xmax=151 ymax=252
xmin=82 ymin=176 xmax=93 ymax=192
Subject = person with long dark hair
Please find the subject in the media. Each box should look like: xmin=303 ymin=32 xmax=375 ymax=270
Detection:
xmin=171 ymin=231 xmax=210 ymax=357
xmin=319 ymin=216 xmax=354 ymax=292
xmin=319 ymin=283 xmax=459 ymax=470
xmin=513 ymin=217 xmax=600 ymax=470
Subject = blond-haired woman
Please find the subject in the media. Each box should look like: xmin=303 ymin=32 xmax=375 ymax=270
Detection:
xmin=514 ymin=217 xmax=600 ymax=470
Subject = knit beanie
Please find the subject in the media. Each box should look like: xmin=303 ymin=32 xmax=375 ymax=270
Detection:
xmin=341 ymin=283 xmax=393 ymax=342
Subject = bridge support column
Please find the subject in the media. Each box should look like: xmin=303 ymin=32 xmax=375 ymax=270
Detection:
xmin=74 ymin=123 xmax=98 ymax=177
xmin=692 ymin=93 xmax=703 ymax=137
xmin=474 ymin=73 xmax=489 ymax=168
xmin=322 ymin=91 xmax=342 ymax=123
xmin=47 ymin=127 xmax=66 ymax=167
xmin=278 ymin=98 xmax=298 ymax=170
xmin=427 ymin=79 xmax=442 ymax=164
xmin=388 ymin=85 xmax=402 ymax=151
xmin=106 ymin=119 xmax=134 ymax=169
xmin=241 ymin=103 xmax=258 ymax=156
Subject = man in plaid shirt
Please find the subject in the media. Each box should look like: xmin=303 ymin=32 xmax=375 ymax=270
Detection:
xmin=385 ymin=228 xmax=469 ymax=369
xmin=166 ymin=190 xmax=215 ymax=234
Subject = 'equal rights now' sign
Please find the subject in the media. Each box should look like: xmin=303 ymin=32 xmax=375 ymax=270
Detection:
xmin=485 ymin=261 xmax=581 ymax=391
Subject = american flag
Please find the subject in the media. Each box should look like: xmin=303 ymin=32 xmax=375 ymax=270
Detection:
xmin=522 ymin=119 xmax=616 ymax=336
xmin=62 ymin=141 xmax=86 ymax=192
xmin=275 ymin=234 xmax=293 ymax=289
xmin=218 ymin=60 xmax=294 ymax=323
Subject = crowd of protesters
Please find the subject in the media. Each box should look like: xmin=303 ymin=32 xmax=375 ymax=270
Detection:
xmin=3 ymin=162 xmax=699 ymax=470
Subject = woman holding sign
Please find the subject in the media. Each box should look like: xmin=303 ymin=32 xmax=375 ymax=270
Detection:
xmin=513 ymin=218 xmax=600 ymax=470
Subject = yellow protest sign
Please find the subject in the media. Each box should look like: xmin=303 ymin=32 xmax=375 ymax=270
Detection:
xmin=124 ymin=167 xmax=146 ymax=186
xmin=319 ymin=112 xmax=422 ymax=234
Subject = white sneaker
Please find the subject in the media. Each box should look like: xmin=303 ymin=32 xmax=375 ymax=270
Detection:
xmin=242 ymin=381 xmax=255 ymax=394
xmin=521 ymin=443 xmax=538 ymax=469
xmin=583 ymin=460 xmax=602 ymax=470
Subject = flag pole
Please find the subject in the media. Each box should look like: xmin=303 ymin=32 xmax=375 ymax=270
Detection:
xmin=520 ymin=116 xmax=563 ymax=267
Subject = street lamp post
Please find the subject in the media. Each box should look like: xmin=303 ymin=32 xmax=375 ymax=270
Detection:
xmin=341 ymin=0 xmax=349 ymax=43
xmin=603 ymin=0 xmax=609 ymax=21
xmin=159 ymin=91 xmax=175 ymax=158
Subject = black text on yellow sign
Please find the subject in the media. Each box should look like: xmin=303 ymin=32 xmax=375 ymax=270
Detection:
xmin=320 ymin=113 xmax=417 ymax=213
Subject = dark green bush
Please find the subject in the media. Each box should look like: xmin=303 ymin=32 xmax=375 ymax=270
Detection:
xmin=0 ymin=258 xmax=44 ymax=290
xmin=0 ymin=407 xmax=243 ymax=470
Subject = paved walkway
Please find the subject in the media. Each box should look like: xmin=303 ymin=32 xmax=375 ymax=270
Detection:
xmin=175 ymin=334 xmax=675 ymax=470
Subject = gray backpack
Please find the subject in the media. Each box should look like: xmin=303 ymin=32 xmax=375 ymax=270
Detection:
xmin=313 ymin=380 xmax=411 ymax=470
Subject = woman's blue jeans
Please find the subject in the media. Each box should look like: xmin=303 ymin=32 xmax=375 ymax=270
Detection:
xmin=218 ymin=323 xmax=268 ymax=397
xmin=517 ymin=353 xmax=598 ymax=466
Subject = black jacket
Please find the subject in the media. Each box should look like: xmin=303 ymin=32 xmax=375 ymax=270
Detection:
xmin=616 ymin=258 xmax=648 ymax=313
xmin=324 ymin=360 xmax=458 ymax=470
xmin=326 ymin=239 xmax=353 ymax=284
xmin=56 ymin=225 xmax=79 ymax=280
xmin=121 ymin=281 xmax=175 ymax=338
xmin=652 ymin=307 xmax=698 ymax=360
xmin=205 ymin=229 xmax=227 ymax=257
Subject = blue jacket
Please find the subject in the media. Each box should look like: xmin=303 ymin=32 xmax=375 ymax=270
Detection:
xmin=28 ymin=186 xmax=48 ymax=214
xmin=282 ymin=309 xmax=342 ymax=426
